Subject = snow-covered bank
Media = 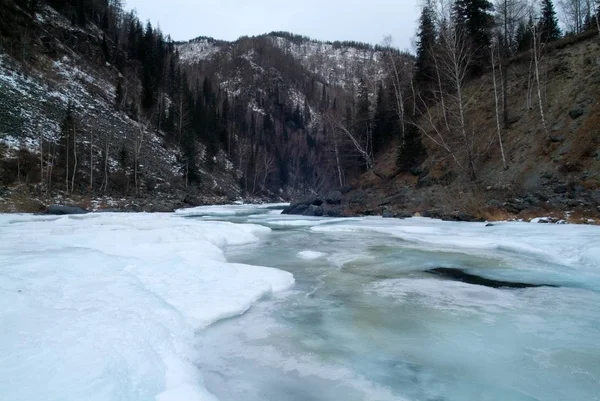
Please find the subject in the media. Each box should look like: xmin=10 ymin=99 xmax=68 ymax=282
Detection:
xmin=0 ymin=213 xmax=294 ymax=401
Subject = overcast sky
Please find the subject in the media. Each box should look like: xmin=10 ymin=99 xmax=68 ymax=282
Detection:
xmin=124 ymin=0 xmax=420 ymax=51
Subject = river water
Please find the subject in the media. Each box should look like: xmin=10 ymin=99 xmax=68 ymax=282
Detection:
xmin=184 ymin=205 xmax=600 ymax=401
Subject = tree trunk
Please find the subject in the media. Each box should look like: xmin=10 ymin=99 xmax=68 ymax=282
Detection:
xmin=492 ymin=45 xmax=508 ymax=170
xmin=89 ymin=131 xmax=93 ymax=192
xmin=47 ymin=140 xmax=56 ymax=194
xmin=502 ymin=0 xmax=510 ymax=127
xmin=532 ymin=27 xmax=550 ymax=139
xmin=66 ymin=125 xmax=70 ymax=193
xmin=71 ymin=126 xmax=77 ymax=194
xmin=333 ymin=131 xmax=344 ymax=187
xmin=39 ymin=127 xmax=44 ymax=186
xmin=103 ymin=135 xmax=109 ymax=193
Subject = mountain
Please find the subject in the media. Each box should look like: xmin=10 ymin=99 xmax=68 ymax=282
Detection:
xmin=3 ymin=0 xmax=598 ymax=222
xmin=0 ymin=0 xmax=405 ymax=212
xmin=176 ymin=32 xmax=409 ymax=193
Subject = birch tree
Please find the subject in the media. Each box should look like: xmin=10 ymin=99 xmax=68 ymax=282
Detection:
xmin=325 ymin=113 xmax=374 ymax=171
xmin=558 ymin=0 xmax=592 ymax=33
xmin=531 ymin=23 xmax=551 ymax=139
xmin=490 ymin=40 xmax=508 ymax=169
xmin=411 ymin=2 xmax=483 ymax=180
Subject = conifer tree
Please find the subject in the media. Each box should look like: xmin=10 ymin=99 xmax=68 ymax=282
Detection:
xmin=515 ymin=15 xmax=534 ymax=52
xmin=115 ymin=77 xmax=124 ymax=110
xmin=539 ymin=0 xmax=561 ymax=42
xmin=452 ymin=0 xmax=494 ymax=72
xmin=414 ymin=0 xmax=437 ymax=99
xmin=372 ymin=82 xmax=389 ymax=155
xmin=397 ymin=124 xmax=427 ymax=171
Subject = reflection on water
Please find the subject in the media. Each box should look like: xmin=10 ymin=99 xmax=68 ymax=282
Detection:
xmin=191 ymin=209 xmax=600 ymax=401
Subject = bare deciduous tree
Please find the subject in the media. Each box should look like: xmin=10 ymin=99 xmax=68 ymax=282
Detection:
xmin=491 ymin=41 xmax=508 ymax=169
xmin=558 ymin=0 xmax=592 ymax=33
xmin=531 ymin=23 xmax=551 ymax=139
xmin=382 ymin=36 xmax=410 ymax=141
xmin=325 ymin=113 xmax=374 ymax=171
xmin=410 ymin=4 xmax=492 ymax=181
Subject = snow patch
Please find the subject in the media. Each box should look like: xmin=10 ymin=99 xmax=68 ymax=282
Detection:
xmin=297 ymin=250 xmax=326 ymax=260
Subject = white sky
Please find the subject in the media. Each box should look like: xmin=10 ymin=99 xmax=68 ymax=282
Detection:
xmin=124 ymin=0 xmax=420 ymax=51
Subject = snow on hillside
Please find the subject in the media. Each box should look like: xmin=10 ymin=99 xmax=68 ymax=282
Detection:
xmin=269 ymin=36 xmax=388 ymax=90
xmin=176 ymin=34 xmax=390 ymax=92
xmin=0 ymin=212 xmax=294 ymax=401
xmin=178 ymin=38 xmax=221 ymax=63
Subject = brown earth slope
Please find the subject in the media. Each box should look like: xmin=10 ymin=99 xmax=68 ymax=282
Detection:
xmin=344 ymin=32 xmax=600 ymax=223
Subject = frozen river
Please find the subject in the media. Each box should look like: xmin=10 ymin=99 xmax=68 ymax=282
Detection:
xmin=1 ymin=205 xmax=600 ymax=400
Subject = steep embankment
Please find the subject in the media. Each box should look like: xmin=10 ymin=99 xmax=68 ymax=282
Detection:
xmin=342 ymin=32 xmax=600 ymax=223
xmin=0 ymin=3 xmax=242 ymax=212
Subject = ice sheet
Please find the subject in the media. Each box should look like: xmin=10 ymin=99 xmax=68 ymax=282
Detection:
xmin=0 ymin=213 xmax=294 ymax=401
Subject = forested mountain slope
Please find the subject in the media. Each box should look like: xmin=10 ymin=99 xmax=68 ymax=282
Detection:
xmin=0 ymin=0 xmax=242 ymax=211
xmin=0 ymin=0 xmax=406 ymax=211
xmin=176 ymin=32 xmax=409 ymax=193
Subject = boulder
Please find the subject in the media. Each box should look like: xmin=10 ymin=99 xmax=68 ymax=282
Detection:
xmin=303 ymin=205 xmax=323 ymax=217
xmin=504 ymin=201 xmax=528 ymax=214
xmin=416 ymin=176 xmax=436 ymax=188
xmin=487 ymin=199 xmax=504 ymax=208
xmin=442 ymin=211 xmax=485 ymax=223
xmin=422 ymin=209 xmax=443 ymax=219
xmin=325 ymin=191 xmax=343 ymax=205
xmin=46 ymin=205 xmax=88 ymax=215
xmin=382 ymin=210 xmax=394 ymax=218
xmin=396 ymin=211 xmax=414 ymax=219
xmin=347 ymin=191 xmax=368 ymax=205
xmin=289 ymin=204 xmax=309 ymax=215
xmin=183 ymin=195 xmax=203 ymax=207
xmin=325 ymin=207 xmax=343 ymax=217
xmin=282 ymin=196 xmax=318 ymax=214
xmin=554 ymin=185 xmax=568 ymax=194
xmin=410 ymin=166 xmax=428 ymax=177
xmin=569 ymin=107 xmax=584 ymax=119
